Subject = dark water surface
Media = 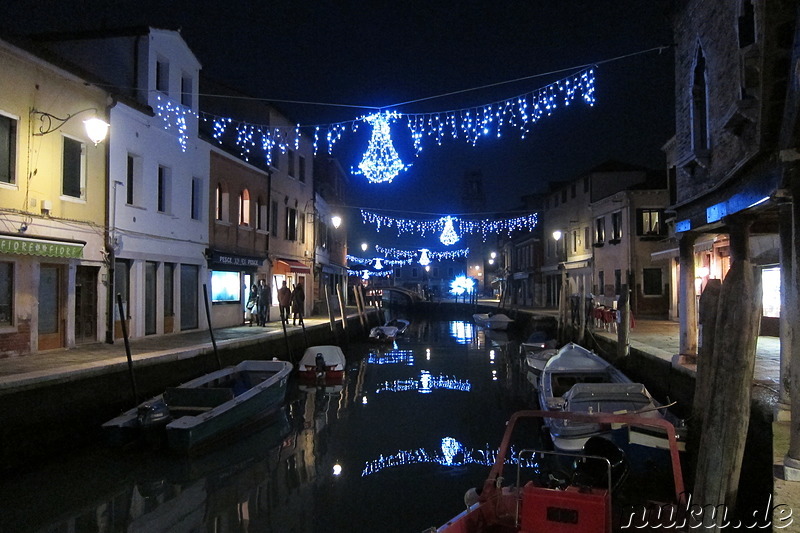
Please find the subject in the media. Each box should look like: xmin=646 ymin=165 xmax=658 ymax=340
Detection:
xmin=0 ymin=317 xmax=537 ymax=533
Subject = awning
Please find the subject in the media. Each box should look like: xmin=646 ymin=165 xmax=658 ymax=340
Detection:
xmin=0 ymin=235 xmax=84 ymax=258
xmin=278 ymin=258 xmax=311 ymax=273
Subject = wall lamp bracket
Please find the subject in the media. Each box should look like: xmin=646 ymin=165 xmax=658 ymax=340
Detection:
xmin=31 ymin=107 xmax=109 ymax=145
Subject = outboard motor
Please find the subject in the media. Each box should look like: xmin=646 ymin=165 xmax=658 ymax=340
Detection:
xmin=137 ymin=400 xmax=172 ymax=446
xmin=573 ymin=436 xmax=629 ymax=492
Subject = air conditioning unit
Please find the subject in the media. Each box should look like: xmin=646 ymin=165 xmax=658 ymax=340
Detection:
xmin=41 ymin=200 xmax=52 ymax=215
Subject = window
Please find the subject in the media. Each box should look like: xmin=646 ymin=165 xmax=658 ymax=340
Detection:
xmin=126 ymin=154 xmax=142 ymax=205
xmin=285 ymin=207 xmax=297 ymax=241
xmin=299 ymin=156 xmax=306 ymax=183
xmin=317 ymin=221 xmax=329 ymax=250
xmin=570 ymin=184 xmax=576 ymax=199
xmin=256 ymin=197 xmax=266 ymax=230
xmin=692 ymin=49 xmax=709 ymax=152
xmin=239 ymin=189 xmax=251 ymax=226
xmin=561 ymin=189 xmax=567 ymax=203
xmin=614 ymin=269 xmax=622 ymax=296
xmin=594 ymin=217 xmax=605 ymax=245
xmin=572 ymin=230 xmax=578 ymax=253
xmin=597 ymin=271 xmax=605 ymax=297
xmin=156 ymin=59 xmax=169 ymax=93
xmin=191 ymin=178 xmax=202 ymax=220
xmin=637 ymin=208 xmax=665 ymax=236
xmin=611 ymin=211 xmax=623 ymax=242
xmin=583 ymin=176 xmax=589 ymax=193
xmin=271 ymin=200 xmax=279 ymax=236
xmin=298 ymin=212 xmax=306 ymax=243
xmin=584 ymin=227 xmax=590 ymax=250
xmin=288 ymin=150 xmax=296 ymax=178
xmin=0 ymin=261 xmax=12 ymax=325
xmin=215 ymin=184 xmax=224 ymax=221
xmin=181 ymin=74 xmax=193 ymax=108
xmin=62 ymin=136 xmax=85 ymax=198
xmin=642 ymin=268 xmax=663 ymax=296
xmin=157 ymin=165 xmax=170 ymax=213
xmin=0 ymin=114 xmax=17 ymax=184
xmin=738 ymin=0 xmax=755 ymax=48
xmin=271 ymin=146 xmax=281 ymax=169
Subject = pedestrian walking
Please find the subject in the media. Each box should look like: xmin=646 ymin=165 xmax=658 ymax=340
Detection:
xmin=257 ymin=279 xmax=271 ymax=326
xmin=277 ymin=280 xmax=292 ymax=325
xmin=292 ymin=281 xmax=305 ymax=326
xmin=246 ymin=283 xmax=258 ymax=326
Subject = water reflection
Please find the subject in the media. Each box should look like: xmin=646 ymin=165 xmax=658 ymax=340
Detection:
xmin=1 ymin=318 xmax=532 ymax=533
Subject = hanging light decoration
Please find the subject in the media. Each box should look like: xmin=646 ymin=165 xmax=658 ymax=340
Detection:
xmin=439 ymin=216 xmax=460 ymax=245
xmin=373 ymin=258 xmax=384 ymax=270
xmin=362 ymin=210 xmax=538 ymax=241
xmin=418 ymin=249 xmax=431 ymax=266
xmin=375 ymin=245 xmax=470 ymax=262
xmin=352 ymin=111 xmax=409 ymax=184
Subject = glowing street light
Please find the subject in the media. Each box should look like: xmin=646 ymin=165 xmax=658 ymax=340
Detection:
xmin=331 ymin=215 xmax=342 ymax=229
xmin=361 ymin=242 xmax=369 ymax=252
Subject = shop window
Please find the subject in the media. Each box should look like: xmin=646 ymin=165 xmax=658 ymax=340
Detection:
xmin=0 ymin=261 xmax=12 ymax=325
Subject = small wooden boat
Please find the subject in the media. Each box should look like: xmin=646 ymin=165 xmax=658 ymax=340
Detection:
xmin=102 ymin=359 xmax=292 ymax=453
xmin=431 ymin=410 xmax=686 ymax=533
xmin=298 ymin=345 xmax=346 ymax=383
xmin=384 ymin=318 xmax=410 ymax=334
xmin=369 ymin=325 xmax=399 ymax=342
xmin=519 ymin=331 xmax=557 ymax=375
xmin=538 ymin=343 xmax=683 ymax=452
xmin=472 ymin=312 xmax=513 ymax=330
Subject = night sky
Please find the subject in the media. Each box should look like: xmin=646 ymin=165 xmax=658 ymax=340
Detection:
xmin=1 ymin=0 xmax=674 ymax=248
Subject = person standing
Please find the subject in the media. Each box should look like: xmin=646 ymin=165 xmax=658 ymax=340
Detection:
xmin=277 ymin=280 xmax=292 ymax=326
xmin=257 ymin=279 xmax=271 ymax=326
xmin=246 ymin=283 xmax=258 ymax=326
xmin=292 ymin=281 xmax=305 ymax=326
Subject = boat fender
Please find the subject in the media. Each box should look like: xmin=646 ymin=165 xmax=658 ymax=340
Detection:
xmin=464 ymin=487 xmax=480 ymax=508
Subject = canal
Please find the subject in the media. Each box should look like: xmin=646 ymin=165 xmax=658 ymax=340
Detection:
xmin=0 ymin=311 xmax=773 ymax=532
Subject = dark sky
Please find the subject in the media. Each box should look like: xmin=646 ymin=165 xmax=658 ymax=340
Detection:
xmin=1 ymin=0 xmax=674 ymax=248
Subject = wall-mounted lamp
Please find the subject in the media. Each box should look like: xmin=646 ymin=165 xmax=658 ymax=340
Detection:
xmin=552 ymin=230 xmax=563 ymax=241
xmin=361 ymin=242 xmax=368 ymax=252
xmin=331 ymin=215 xmax=342 ymax=229
xmin=31 ymin=107 xmax=109 ymax=145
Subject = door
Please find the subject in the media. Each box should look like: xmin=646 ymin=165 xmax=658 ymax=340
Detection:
xmin=145 ymin=261 xmax=157 ymax=335
xmin=180 ymin=264 xmax=199 ymax=330
xmin=74 ymin=266 xmax=98 ymax=344
xmin=38 ymin=264 xmax=63 ymax=351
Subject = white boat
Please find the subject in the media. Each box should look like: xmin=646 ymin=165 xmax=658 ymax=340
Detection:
xmin=103 ymin=359 xmax=292 ymax=453
xmin=384 ymin=318 xmax=410 ymax=334
xmin=472 ymin=313 xmax=513 ymax=330
xmin=369 ymin=325 xmax=399 ymax=342
xmin=298 ymin=345 xmax=346 ymax=383
xmin=520 ymin=331 xmax=558 ymax=375
xmin=538 ymin=343 xmax=683 ymax=452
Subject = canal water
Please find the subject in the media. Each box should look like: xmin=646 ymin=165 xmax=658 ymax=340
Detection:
xmin=0 ymin=313 xmax=771 ymax=532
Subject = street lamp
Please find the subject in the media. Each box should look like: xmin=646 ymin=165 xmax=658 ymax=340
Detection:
xmin=331 ymin=215 xmax=342 ymax=229
xmin=361 ymin=242 xmax=368 ymax=252
xmin=31 ymin=107 xmax=110 ymax=145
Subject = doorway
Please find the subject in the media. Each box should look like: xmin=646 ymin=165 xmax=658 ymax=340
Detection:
xmin=38 ymin=264 xmax=63 ymax=350
xmin=75 ymin=266 xmax=98 ymax=344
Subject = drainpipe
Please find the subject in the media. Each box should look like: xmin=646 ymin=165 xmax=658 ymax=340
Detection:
xmin=104 ymin=99 xmax=119 ymax=344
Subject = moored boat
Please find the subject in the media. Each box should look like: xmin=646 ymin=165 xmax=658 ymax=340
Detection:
xmin=102 ymin=359 xmax=292 ymax=453
xmin=298 ymin=345 xmax=346 ymax=383
xmin=472 ymin=313 xmax=513 ymax=330
xmin=369 ymin=325 xmax=399 ymax=342
xmin=520 ymin=331 xmax=558 ymax=376
xmin=538 ymin=343 xmax=684 ymax=452
xmin=431 ymin=410 xmax=686 ymax=533
xmin=384 ymin=318 xmax=410 ymax=334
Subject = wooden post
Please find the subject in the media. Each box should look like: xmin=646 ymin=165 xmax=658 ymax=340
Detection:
xmin=355 ymin=284 xmax=367 ymax=330
xmin=116 ymin=293 xmax=138 ymax=404
xmin=788 ymin=165 xmax=800 ymax=466
xmin=777 ymin=202 xmax=793 ymax=411
xmin=678 ymin=232 xmax=699 ymax=356
xmin=616 ymin=284 xmax=630 ymax=359
xmin=693 ymin=217 xmax=761 ymax=528
xmin=323 ymin=287 xmax=338 ymax=338
xmin=336 ymin=283 xmax=347 ymax=332
xmin=577 ymin=278 xmax=586 ymax=344
xmin=202 ymin=284 xmax=222 ymax=370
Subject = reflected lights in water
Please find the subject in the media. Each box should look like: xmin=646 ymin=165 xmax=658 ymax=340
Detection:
xmin=375 ymin=370 xmax=471 ymax=394
xmin=449 ymin=321 xmax=475 ymax=344
xmin=367 ymin=349 xmax=415 ymax=365
xmin=361 ymin=438 xmax=540 ymax=476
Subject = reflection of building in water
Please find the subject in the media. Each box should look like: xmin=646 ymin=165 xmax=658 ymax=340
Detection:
xmin=375 ymin=370 xmax=471 ymax=394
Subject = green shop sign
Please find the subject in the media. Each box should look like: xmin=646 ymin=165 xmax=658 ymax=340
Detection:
xmin=0 ymin=236 xmax=84 ymax=258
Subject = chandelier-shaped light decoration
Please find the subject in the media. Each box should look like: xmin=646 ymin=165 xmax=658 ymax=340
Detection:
xmin=353 ymin=111 xmax=409 ymax=184
xmin=418 ymin=249 xmax=431 ymax=266
xmin=439 ymin=216 xmax=460 ymax=246
xmin=373 ymin=258 xmax=384 ymax=270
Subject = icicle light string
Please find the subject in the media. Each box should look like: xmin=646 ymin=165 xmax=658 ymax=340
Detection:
xmin=375 ymin=246 xmax=470 ymax=262
xmin=361 ymin=210 xmax=538 ymax=243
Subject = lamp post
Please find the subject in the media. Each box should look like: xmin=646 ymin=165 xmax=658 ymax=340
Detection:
xmin=553 ymin=230 xmax=569 ymax=343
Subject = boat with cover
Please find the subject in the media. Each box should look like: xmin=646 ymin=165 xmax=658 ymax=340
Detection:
xmin=102 ymin=359 xmax=292 ymax=453
xmin=472 ymin=313 xmax=514 ymax=331
xmin=431 ymin=410 xmax=686 ymax=533
xmin=298 ymin=345 xmax=346 ymax=383
xmin=538 ymin=343 xmax=683 ymax=452
xmin=369 ymin=325 xmax=399 ymax=342
xmin=384 ymin=318 xmax=410 ymax=334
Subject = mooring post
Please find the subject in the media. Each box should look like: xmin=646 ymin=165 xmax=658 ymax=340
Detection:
xmin=116 ymin=293 xmax=138 ymax=404
xmin=202 ymin=284 xmax=222 ymax=370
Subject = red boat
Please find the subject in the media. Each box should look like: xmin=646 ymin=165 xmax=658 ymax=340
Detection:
xmin=297 ymin=345 xmax=346 ymax=383
xmin=432 ymin=410 xmax=685 ymax=533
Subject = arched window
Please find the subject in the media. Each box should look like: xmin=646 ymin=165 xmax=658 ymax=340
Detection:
xmin=239 ymin=189 xmax=251 ymax=226
xmin=691 ymin=48 xmax=709 ymax=152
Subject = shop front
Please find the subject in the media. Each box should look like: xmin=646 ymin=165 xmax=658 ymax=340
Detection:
xmin=207 ymin=250 xmax=267 ymax=327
